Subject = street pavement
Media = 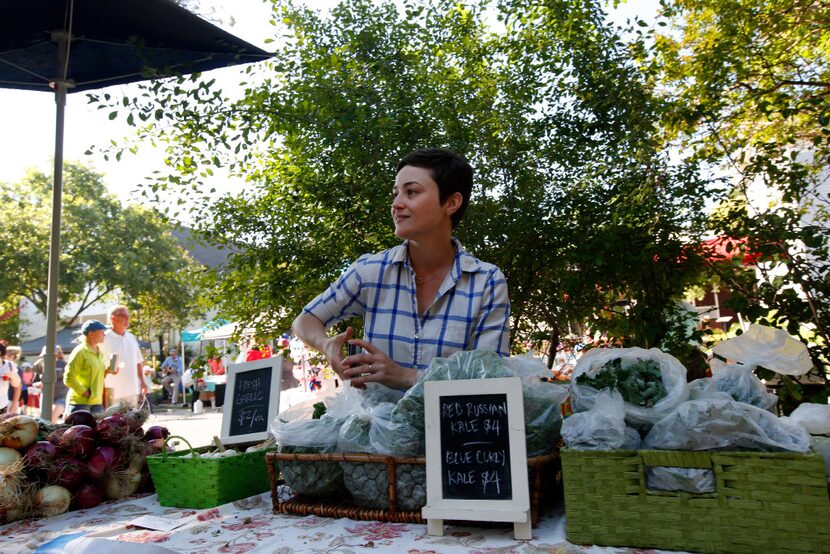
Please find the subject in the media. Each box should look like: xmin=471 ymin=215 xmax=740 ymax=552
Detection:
xmin=145 ymin=403 xmax=226 ymax=449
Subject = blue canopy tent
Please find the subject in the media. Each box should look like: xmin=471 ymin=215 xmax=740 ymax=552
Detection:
xmin=181 ymin=319 xmax=231 ymax=343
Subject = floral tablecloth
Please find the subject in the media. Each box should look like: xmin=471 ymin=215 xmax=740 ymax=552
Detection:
xmin=0 ymin=493 xmax=665 ymax=554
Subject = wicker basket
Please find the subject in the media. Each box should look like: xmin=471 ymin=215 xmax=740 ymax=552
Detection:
xmin=561 ymin=448 xmax=830 ymax=554
xmin=266 ymin=450 xmax=560 ymax=524
xmin=147 ymin=435 xmax=274 ymax=508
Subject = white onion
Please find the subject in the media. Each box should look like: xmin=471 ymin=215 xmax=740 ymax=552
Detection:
xmin=34 ymin=485 xmax=71 ymax=517
xmin=0 ymin=458 xmax=26 ymax=508
xmin=0 ymin=447 xmax=21 ymax=470
xmin=104 ymin=468 xmax=142 ymax=500
xmin=0 ymin=416 xmax=40 ymax=450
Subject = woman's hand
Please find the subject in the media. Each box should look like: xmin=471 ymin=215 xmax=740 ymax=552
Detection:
xmin=322 ymin=326 xmax=354 ymax=378
xmin=342 ymin=338 xmax=419 ymax=390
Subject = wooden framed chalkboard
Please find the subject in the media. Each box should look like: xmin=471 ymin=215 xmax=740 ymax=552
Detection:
xmin=220 ymin=356 xmax=282 ymax=445
xmin=422 ymin=377 xmax=530 ymax=539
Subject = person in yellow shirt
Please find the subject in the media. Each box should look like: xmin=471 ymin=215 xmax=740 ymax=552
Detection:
xmin=64 ymin=320 xmax=109 ymax=414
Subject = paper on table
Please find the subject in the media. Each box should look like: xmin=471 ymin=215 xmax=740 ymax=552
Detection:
xmin=127 ymin=514 xmax=192 ymax=532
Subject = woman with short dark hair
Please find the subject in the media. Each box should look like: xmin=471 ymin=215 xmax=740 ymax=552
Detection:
xmin=293 ymin=148 xmax=510 ymax=390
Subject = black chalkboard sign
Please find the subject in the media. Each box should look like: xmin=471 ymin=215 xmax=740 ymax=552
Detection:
xmin=229 ymin=365 xmax=271 ymax=436
xmin=439 ymin=393 xmax=512 ymax=500
xmin=423 ymin=377 xmax=530 ymax=538
xmin=221 ymin=358 xmax=281 ymax=445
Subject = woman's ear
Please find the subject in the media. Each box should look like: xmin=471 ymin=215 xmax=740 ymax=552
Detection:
xmin=444 ymin=192 xmax=463 ymax=216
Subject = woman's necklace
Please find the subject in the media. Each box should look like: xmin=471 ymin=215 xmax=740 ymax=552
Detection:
xmin=414 ymin=259 xmax=453 ymax=285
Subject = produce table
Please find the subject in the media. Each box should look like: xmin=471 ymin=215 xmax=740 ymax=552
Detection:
xmin=0 ymin=491 xmax=680 ymax=553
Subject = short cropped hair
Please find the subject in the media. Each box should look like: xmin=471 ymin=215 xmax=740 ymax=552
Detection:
xmin=396 ymin=148 xmax=473 ymax=229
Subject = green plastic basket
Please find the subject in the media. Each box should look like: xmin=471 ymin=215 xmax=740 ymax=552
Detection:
xmin=561 ymin=448 xmax=830 ymax=554
xmin=146 ymin=435 xmax=274 ymax=509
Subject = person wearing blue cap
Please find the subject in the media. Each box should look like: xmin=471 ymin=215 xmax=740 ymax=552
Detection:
xmin=64 ymin=319 xmax=109 ymax=414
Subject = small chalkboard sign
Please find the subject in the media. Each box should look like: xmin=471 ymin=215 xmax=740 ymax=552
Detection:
xmin=220 ymin=356 xmax=282 ymax=445
xmin=422 ymin=377 xmax=530 ymax=539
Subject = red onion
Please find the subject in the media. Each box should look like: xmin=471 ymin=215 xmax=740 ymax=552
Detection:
xmin=97 ymin=414 xmax=129 ymax=444
xmin=46 ymin=427 xmax=69 ymax=446
xmin=142 ymin=426 xmax=170 ymax=442
xmin=64 ymin=410 xmax=97 ymax=430
xmin=47 ymin=457 xmax=87 ymax=492
xmin=73 ymin=481 xmax=105 ymax=510
xmin=59 ymin=425 xmax=97 ymax=458
xmin=23 ymin=441 xmax=58 ymax=470
xmin=87 ymin=446 xmax=119 ymax=479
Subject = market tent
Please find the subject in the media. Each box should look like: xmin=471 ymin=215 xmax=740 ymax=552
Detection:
xmin=181 ymin=319 xmax=232 ymax=342
xmin=0 ymin=0 xmax=271 ymax=420
xmin=201 ymin=322 xmax=257 ymax=341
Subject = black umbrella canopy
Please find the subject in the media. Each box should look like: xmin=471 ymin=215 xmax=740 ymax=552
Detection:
xmin=0 ymin=0 xmax=271 ymax=92
xmin=0 ymin=0 xmax=272 ymax=420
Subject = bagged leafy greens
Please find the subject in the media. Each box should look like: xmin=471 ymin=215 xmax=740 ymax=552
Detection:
xmin=645 ymin=466 xmax=716 ymax=494
xmin=571 ymin=347 xmax=689 ymax=428
xmin=270 ymin=387 xmax=364 ymax=499
xmin=561 ymin=389 xmax=627 ymax=450
xmin=642 ymin=398 xmax=812 ymax=453
xmin=703 ymin=361 xmax=778 ymax=412
xmin=336 ymin=404 xmax=427 ymax=510
xmin=389 ymin=350 xmax=567 ymax=457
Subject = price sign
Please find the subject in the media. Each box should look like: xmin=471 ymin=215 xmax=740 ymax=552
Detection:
xmin=439 ymin=393 xmax=512 ymax=500
xmin=422 ymin=377 xmax=531 ymax=540
xmin=220 ymin=357 xmax=281 ymax=445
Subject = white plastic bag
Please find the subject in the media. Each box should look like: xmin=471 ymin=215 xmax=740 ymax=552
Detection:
xmin=787 ymin=403 xmax=830 ymax=435
xmin=712 ymin=324 xmax=812 ymax=376
xmin=192 ymin=399 xmax=203 ymax=414
xmin=571 ymin=347 xmax=689 ymax=427
xmin=703 ymin=361 xmax=778 ymax=412
xmin=643 ymin=398 xmax=812 ymax=453
xmin=561 ymin=389 xmax=627 ymax=450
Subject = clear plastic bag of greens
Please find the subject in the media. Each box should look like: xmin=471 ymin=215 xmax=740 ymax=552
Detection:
xmin=390 ymin=350 xmax=567 ymax=456
xmin=704 ymin=360 xmax=778 ymax=412
xmin=561 ymin=389 xmax=627 ymax=450
xmin=642 ymin=398 xmax=812 ymax=452
xmin=337 ymin=403 xmax=426 ymax=510
xmin=272 ymin=385 xmax=363 ymax=499
xmin=645 ymin=466 xmax=715 ymax=494
xmin=571 ymin=347 xmax=689 ymax=428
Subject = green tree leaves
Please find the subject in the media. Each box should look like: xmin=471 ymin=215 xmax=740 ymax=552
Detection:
xmin=94 ymin=0 xmax=718 ymax=362
xmin=0 ymin=162 xmax=199 ymax=332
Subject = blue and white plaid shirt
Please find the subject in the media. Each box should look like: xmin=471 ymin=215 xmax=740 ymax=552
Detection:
xmin=302 ymin=239 xmax=510 ymax=371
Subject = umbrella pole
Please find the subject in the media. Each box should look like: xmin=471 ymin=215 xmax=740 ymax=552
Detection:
xmin=40 ymin=80 xmax=69 ymax=422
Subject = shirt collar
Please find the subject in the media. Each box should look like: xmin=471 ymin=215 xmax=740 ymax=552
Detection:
xmin=393 ymin=238 xmax=484 ymax=274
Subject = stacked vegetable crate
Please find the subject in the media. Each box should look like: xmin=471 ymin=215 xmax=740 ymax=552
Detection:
xmin=561 ymin=448 xmax=830 ymax=554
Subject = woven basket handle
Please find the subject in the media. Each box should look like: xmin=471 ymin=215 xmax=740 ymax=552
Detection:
xmin=162 ymin=435 xmax=195 ymax=460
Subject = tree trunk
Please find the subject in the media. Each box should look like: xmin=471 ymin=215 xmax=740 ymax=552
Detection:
xmin=547 ymin=327 xmax=560 ymax=370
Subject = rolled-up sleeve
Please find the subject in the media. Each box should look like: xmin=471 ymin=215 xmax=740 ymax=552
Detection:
xmin=302 ymin=259 xmax=368 ymax=329
xmin=470 ymin=268 xmax=511 ymax=355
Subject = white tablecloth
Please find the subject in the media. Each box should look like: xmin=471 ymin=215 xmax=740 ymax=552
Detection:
xmin=0 ymin=492 xmax=657 ymax=553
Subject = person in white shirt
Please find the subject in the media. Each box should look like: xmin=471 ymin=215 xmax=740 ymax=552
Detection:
xmin=100 ymin=305 xmax=147 ymax=407
xmin=0 ymin=343 xmax=22 ymax=414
